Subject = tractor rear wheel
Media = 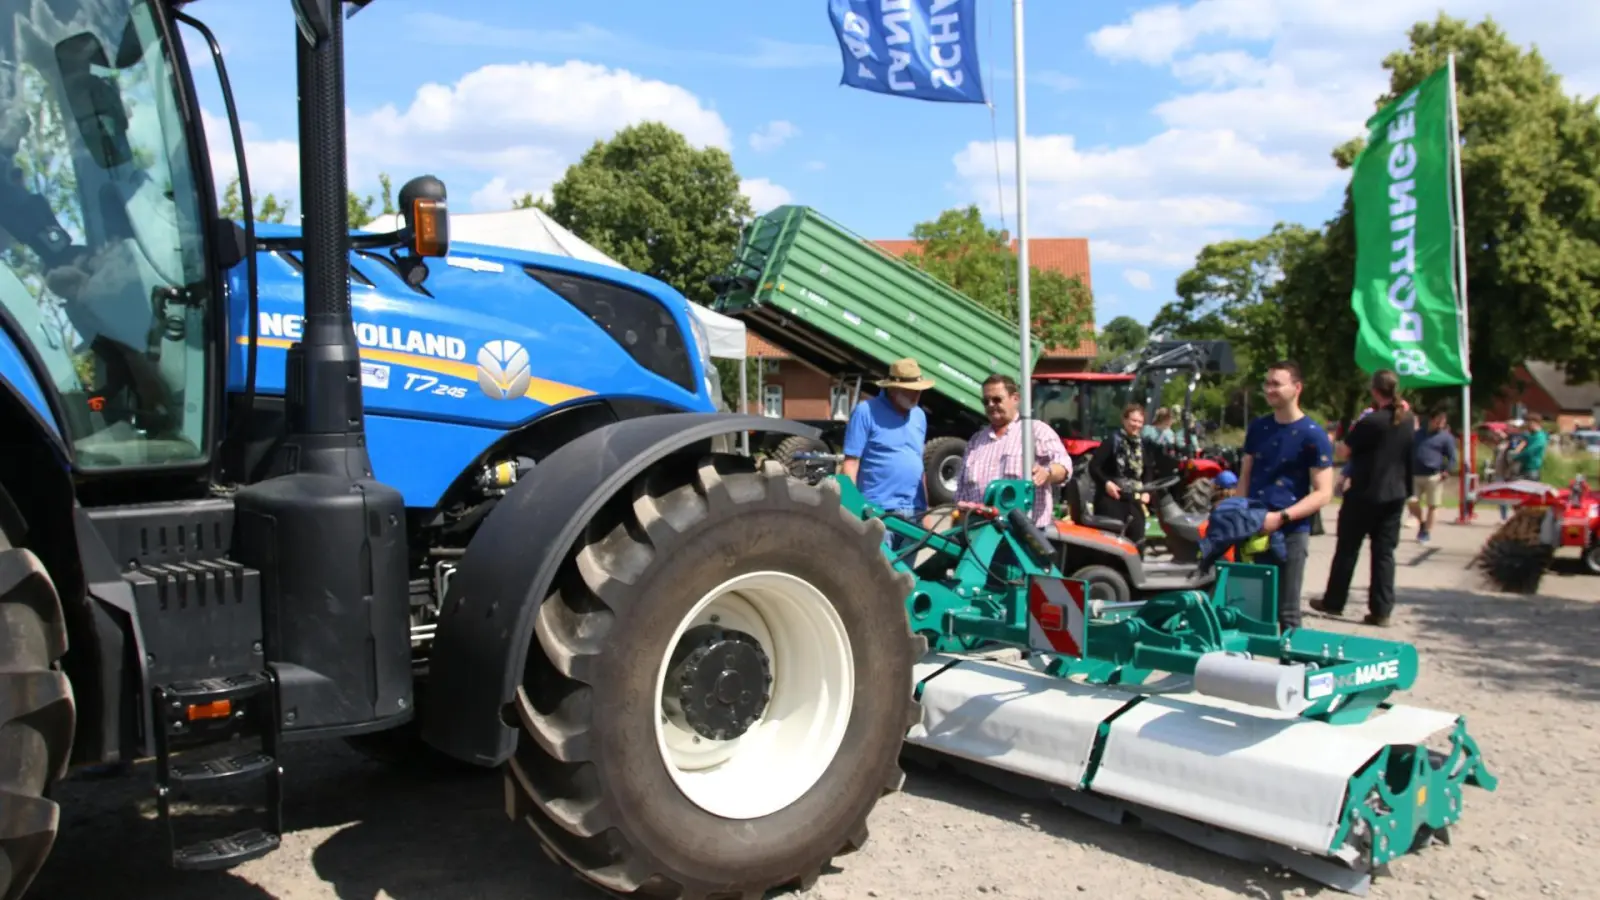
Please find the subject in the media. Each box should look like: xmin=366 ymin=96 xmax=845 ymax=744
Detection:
xmin=507 ymin=454 xmax=923 ymax=898
xmin=1584 ymin=541 xmax=1600 ymax=576
xmin=1180 ymin=478 xmax=1215 ymax=514
xmin=923 ymin=436 xmax=968 ymax=507
xmin=0 ymin=513 xmax=75 ymax=900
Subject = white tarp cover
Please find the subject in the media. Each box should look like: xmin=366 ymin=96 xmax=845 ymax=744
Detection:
xmin=361 ymin=208 xmax=746 ymax=360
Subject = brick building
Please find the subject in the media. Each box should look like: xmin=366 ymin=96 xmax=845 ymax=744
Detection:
xmin=1484 ymin=361 xmax=1600 ymax=432
xmin=744 ymin=237 xmax=1098 ymax=419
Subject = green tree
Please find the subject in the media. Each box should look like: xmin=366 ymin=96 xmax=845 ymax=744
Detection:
xmin=900 ymin=205 xmax=1094 ymax=353
xmin=217 ymin=177 xmax=288 ymax=223
xmin=541 ymin=122 xmax=753 ymax=305
xmin=1372 ymin=15 xmax=1600 ymax=389
xmin=1167 ymin=13 xmax=1600 ymax=426
xmin=540 ymin=122 xmax=756 ymax=406
xmin=1150 ymin=223 xmax=1346 ymax=422
xmin=1098 ymin=315 xmax=1147 ymax=357
xmin=217 ymin=172 xmax=397 ymax=229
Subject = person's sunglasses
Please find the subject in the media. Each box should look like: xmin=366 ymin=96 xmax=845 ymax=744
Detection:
xmin=982 ymin=396 xmax=1006 ymax=406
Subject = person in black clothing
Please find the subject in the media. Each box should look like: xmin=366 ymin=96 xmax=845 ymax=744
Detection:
xmin=1312 ymin=369 xmax=1415 ymax=627
xmin=1088 ymin=403 xmax=1155 ymax=543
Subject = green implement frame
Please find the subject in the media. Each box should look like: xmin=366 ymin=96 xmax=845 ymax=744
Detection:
xmin=832 ymin=474 xmax=1497 ymax=886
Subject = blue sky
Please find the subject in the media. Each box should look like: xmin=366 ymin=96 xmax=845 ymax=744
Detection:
xmin=177 ymin=0 xmax=1595 ymax=328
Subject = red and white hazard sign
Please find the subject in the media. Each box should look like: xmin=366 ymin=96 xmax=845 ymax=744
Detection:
xmin=1026 ymin=575 xmax=1087 ymax=658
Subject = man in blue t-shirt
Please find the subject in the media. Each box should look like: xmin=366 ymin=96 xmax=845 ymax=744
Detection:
xmin=842 ymin=358 xmax=932 ymax=549
xmin=1236 ymin=360 xmax=1335 ymax=631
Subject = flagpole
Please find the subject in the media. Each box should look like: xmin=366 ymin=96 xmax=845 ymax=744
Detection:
xmin=1446 ymin=52 xmax=1474 ymax=522
xmin=1012 ymin=0 xmax=1033 ymax=467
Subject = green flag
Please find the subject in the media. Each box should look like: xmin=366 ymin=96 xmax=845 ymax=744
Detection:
xmin=1349 ymin=64 xmax=1468 ymax=387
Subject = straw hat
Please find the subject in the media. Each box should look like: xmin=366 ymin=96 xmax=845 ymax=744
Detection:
xmin=875 ymin=358 xmax=935 ymax=391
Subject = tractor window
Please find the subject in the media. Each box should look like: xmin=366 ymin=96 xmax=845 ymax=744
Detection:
xmin=1085 ymin=381 xmax=1131 ymax=440
xmin=523 ymin=266 xmax=698 ymax=394
xmin=0 ymin=0 xmax=210 ymax=469
xmin=1034 ymin=384 xmax=1083 ymax=440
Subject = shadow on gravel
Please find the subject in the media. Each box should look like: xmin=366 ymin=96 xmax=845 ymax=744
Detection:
xmin=33 ymin=769 xmax=288 ymax=900
xmin=1400 ymin=585 xmax=1600 ymax=704
xmin=898 ymin=756 xmax=1322 ymax=900
xmin=299 ymin=749 xmax=605 ymax=900
xmin=35 ymin=743 xmax=609 ymax=900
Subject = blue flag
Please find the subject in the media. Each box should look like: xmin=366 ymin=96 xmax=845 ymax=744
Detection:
xmin=827 ymin=0 xmax=986 ymax=104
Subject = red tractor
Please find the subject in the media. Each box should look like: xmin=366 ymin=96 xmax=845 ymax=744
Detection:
xmin=1033 ymin=339 xmax=1238 ymax=513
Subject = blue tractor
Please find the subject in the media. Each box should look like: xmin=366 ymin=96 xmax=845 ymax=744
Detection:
xmin=0 ymin=1 xmax=920 ymax=897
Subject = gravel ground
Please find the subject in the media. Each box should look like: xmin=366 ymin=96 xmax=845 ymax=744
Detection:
xmin=30 ymin=509 xmax=1598 ymax=900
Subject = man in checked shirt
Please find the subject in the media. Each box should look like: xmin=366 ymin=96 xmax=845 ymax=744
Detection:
xmin=952 ymin=374 xmax=1073 ymax=527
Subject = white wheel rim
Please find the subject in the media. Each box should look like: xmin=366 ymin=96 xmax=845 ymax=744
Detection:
xmin=653 ymin=570 xmax=854 ymax=820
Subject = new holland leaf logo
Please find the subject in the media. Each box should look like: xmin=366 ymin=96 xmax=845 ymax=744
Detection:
xmin=476 ymin=339 xmax=531 ymax=400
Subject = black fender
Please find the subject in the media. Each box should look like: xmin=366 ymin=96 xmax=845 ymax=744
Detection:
xmin=420 ymin=411 xmax=823 ymax=765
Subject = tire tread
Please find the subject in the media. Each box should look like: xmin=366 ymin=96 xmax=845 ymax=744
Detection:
xmin=507 ymin=454 xmax=922 ymax=898
xmin=0 ymin=535 xmax=76 ymax=900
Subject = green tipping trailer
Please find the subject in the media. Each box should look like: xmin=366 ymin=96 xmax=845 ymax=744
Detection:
xmin=712 ymin=204 xmax=1042 ymax=504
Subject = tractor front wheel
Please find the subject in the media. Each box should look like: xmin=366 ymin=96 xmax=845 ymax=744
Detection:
xmin=1584 ymin=540 xmax=1600 ymax=576
xmin=0 ymin=516 xmax=75 ymax=900
xmin=507 ymin=454 xmax=922 ymax=898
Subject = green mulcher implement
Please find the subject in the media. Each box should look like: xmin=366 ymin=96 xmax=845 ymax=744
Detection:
xmin=842 ymin=477 xmax=1497 ymax=895
xmin=711 ymin=203 xmax=1043 ymax=504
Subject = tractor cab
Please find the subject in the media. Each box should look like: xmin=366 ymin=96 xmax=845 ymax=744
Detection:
xmin=0 ymin=0 xmax=217 ymax=472
xmin=0 ymin=0 xmax=440 ymax=493
xmin=1031 ymin=371 xmax=1135 ymax=458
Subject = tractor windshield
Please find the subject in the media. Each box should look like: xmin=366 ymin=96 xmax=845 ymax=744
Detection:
xmin=0 ymin=0 xmax=211 ymax=469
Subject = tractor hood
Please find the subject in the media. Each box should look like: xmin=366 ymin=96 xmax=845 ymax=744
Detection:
xmin=224 ymin=223 xmax=716 ymax=430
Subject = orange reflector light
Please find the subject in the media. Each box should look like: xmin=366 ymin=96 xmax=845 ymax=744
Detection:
xmin=410 ymin=197 xmax=449 ymax=257
xmin=187 ymin=699 xmax=231 ymax=721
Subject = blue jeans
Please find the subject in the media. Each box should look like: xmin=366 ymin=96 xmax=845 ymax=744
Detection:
xmin=881 ymin=508 xmax=920 ymax=553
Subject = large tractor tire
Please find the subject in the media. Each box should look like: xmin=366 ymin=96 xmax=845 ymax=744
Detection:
xmin=1179 ymin=478 xmax=1215 ymax=514
xmin=506 ymin=454 xmax=924 ymax=898
xmin=0 ymin=514 xmax=75 ymax=900
xmin=923 ymin=436 xmax=968 ymax=507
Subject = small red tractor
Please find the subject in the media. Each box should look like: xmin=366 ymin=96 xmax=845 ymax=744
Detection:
xmin=1033 ymin=339 xmax=1238 ymax=513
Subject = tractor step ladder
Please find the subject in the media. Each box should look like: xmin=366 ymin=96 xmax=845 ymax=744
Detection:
xmin=152 ymin=670 xmax=285 ymax=870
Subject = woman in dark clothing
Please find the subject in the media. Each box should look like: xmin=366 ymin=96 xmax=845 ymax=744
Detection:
xmin=1088 ymin=403 xmax=1154 ymax=542
xmin=1313 ymin=369 xmax=1415 ymax=627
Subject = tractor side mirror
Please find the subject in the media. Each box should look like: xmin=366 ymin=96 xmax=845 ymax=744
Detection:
xmin=55 ymin=33 xmax=132 ymax=169
xmin=399 ymin=175 xmax=448 ymax=258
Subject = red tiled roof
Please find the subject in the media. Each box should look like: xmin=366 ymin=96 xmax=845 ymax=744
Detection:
xmin=746 ymin=332 xmax=791 ymax=359
xmin=870 ymin=237 xmax=1097 ymax=359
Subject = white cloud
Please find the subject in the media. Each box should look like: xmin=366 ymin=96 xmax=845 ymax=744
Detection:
xmin=749 ymin=120 xmax=799 ymax=152
xmin=200 ymin=61 xmax=733 ymax=215
xmin=951 ymin=129 xmax=1335 ymax=268
xmin=953 ymin=0 xmax=1600 ymax=305
xmin=469 ymin=177 xmax=540 ymax=212
xmin=1123 ymin=269 xmax=1154 ymax=290
xmin=1035 ymin=71 xmax=1082 ymax=92
xmin=741 ymin=178 xmax=793 ymax=214
xmin=199 ymin=108 xmax=302 ymax=208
